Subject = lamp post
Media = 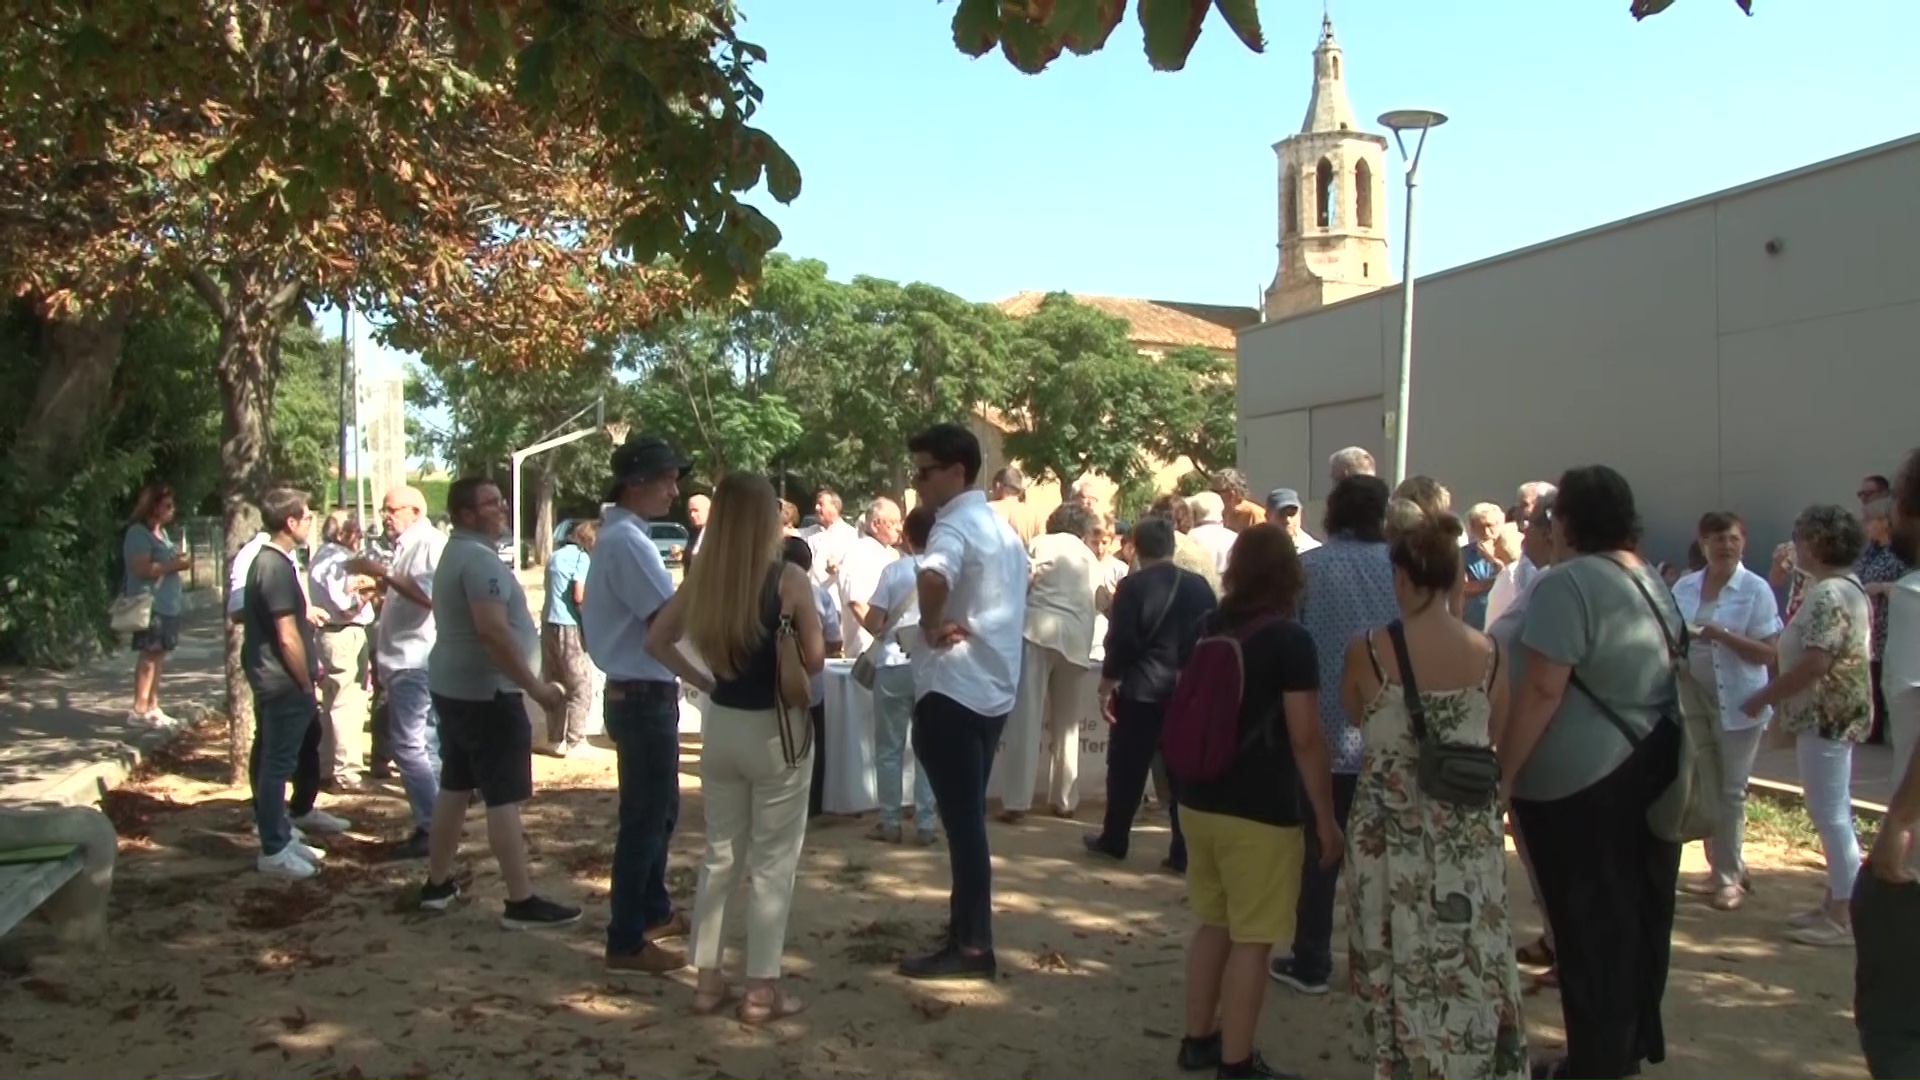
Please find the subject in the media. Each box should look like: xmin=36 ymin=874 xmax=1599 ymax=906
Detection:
xmin=509 ymin=398 xmax=625 ymax=568
xmin=1378 ymin=108 xmax=1448 ymax=487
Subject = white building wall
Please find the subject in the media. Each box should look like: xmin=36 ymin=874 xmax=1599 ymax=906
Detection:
xmin=1236 ymin=134 xmax=1920 ymax=561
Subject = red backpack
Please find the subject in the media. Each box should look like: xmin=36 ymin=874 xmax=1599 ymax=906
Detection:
xmin=1160 ymin=614 xmax=1281 ymax=784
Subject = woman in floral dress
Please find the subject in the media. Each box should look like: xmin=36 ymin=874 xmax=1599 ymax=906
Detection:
xmin=1343 ymin=510 xmax=1527 ymax=1080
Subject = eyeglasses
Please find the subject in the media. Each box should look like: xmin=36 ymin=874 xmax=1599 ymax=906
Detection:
xmin=913 ymin=462 xmax=953 ymax=482
xmin=1859 ymin=489 xmax=1883 ymax=502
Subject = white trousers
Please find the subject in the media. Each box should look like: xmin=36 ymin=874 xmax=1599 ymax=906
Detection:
xmin=1000 ymin=641 xmax=1092 ymax=813
xmin=689 ymin=702 xmax=812 ymax=979
xmin=1704 ymin=723 xmax=1768 ymax=888
xmin=1887 ymin=686 xmax=1920 ymax=871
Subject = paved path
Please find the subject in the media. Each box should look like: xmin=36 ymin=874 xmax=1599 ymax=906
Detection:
xmin=0 ymin=608 xmax=224 ymax=809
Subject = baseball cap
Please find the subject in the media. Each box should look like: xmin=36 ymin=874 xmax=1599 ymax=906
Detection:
xmin=1267 ymin=487 xmax=1303 ymax=515
xmin=604 ymin=436 xmax=691 ymax=502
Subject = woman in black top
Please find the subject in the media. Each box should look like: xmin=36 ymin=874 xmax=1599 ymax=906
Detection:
xmin=1085 ymin=516 xmax=1216 ymax=863
xmin=645 ymin=472 xmax=825 ymax=1024
xmin=1175 ymin=525 xmax=1342 ymax=1080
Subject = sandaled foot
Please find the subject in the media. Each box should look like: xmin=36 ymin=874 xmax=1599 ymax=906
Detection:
xmin=690 ymin=984 xmax=735 ymax=1015
xmin=737 ymin=989 xmax=807 ymax=1025
xmin=1515 ymin=936 xmax=1555 ymax=967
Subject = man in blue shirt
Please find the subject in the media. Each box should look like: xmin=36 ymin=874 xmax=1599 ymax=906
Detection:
xmin=583 ymin=436 xmax=692 ymax=975
xmin=539 ymin=520 xmax=598 ymax=757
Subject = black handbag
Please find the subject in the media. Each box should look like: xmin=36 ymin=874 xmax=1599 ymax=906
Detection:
xmin=1385 ymin=620 xmax=1502 ymax=809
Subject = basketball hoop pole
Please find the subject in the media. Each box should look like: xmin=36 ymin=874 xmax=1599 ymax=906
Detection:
xmin=509 ymin=396 xmax=624 ymax=568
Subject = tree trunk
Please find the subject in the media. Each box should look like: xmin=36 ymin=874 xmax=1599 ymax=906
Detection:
xmin=196 ymin=266 xmax=299 ymax=787
xmin=15 ymin=298 xmax=131 ymax=489
xmin=532 ymin=455 xmax=557 ymax=567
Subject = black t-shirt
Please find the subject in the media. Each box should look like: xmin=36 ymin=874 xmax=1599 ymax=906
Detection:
xmin=241 ymin=545 xmax=318 ymax=698
xmin=1176 ymin=613 xmax=1320 ymax=828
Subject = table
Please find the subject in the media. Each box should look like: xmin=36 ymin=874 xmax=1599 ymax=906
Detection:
xmin=820 ymin=660 xmax=1112 ymax=814
xmin=525 ymin=646 xmax=705 ymax=745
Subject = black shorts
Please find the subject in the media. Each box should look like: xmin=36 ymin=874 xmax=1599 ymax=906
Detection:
xmin=430 ymin=691 xmax=535 ymax=807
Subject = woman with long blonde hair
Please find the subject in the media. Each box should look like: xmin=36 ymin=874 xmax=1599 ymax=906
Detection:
xmin=644 ymin=471 xmax=825 ymax=1023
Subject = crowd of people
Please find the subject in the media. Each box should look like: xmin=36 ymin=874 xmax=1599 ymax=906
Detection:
xmin=111 ymin=427 xmax=1920 ymax=1079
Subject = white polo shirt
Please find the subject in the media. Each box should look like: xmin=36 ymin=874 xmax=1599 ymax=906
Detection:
xmin=913 ymin=490 xmax=1028 ymax=717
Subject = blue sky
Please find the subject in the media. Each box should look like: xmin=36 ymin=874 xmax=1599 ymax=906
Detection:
xmin=356 ymin=0 xmax=1920 ymax=413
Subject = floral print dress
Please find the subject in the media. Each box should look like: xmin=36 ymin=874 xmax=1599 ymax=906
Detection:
xmin=1346 ymin=637 xmax=1527 ymax=1080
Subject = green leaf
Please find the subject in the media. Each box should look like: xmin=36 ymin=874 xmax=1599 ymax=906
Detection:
xmin=1000 ymin=17 xmax=1065 ymax=74
xmin=1137 ymin=0 xmax=1209 ymax=71
xmin=759 ymin=133 xmax=802 ymax=204
xmin=513 ymin=38 xmax=557 ymax=102
xmin=1048 ymin=0 xmax=1128 ymax=55
xmin=952 ymin=0 xmax=1003 ymax=57
xmin=1629 ymin=0 xmax=1676 ymax=16
xmin=1212 ymin=0 xmax=1264 ymax=52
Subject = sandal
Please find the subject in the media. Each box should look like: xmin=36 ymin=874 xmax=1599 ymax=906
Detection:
xmin=690 ymin=983 xmax=735 ymax=1015
xmin=737 ymin=988 xmax=807 ymax=1025
xmin=1515 ymin=936 xmax=1555 ymax=967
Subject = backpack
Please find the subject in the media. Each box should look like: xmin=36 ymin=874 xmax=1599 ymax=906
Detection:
xmin=1160 ymin=613 xmax=1281 ymax=784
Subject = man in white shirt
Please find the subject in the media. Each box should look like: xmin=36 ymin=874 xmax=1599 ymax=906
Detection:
xmin=683 ymin=492 xmax=709 ymax=576
xmin=803 ymin=489 xmax=859 ymax=587
xmin=899 ymin=422 xmax=1028 ymax=982
xmin=1266 ymin=487 xmax=1323 ymax=555
xmin=839 ymin=498 xmax=902 ymax=659
xmin=1508 ymin=481 xmax=1559 ymax=595
xmin=861 ymin=506 xmax=939 ymax=845
xmin=309 ymin=509 xmax=376 ymax=788
xmin=1001 ymin=503 xmax=1101 ymax=821
xmin=582 ymin=436 xmax=692 ymax=975
xmin=346 ymin=485 xmax=446 ymax=859
xmin=1186 ymin=492 xmax=1238 ymax=575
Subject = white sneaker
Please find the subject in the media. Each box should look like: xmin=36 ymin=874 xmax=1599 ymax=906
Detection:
xmin=1787 ymin=905 xmax=1828 ymax=930
xmin=257 ymin=847 xmax=318 ymax=880
xmin=148 ymin=707 xmax=181 ymax=725
xmin=126 ymin=710 xmax=160 ymax=726
xmin=289 ymin=838 xmax=327 ymax=863
xmin=292 ymin=808 xmax=352 ymax=834
xmin=1786 ymin=917 xmax=1853 ymax=947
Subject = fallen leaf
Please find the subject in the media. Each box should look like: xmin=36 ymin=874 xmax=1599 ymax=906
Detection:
xmin=911 ymin=997 xmax=953 ymax=1021
xmin=281 ymin=1007 xmax=310 ymax=1032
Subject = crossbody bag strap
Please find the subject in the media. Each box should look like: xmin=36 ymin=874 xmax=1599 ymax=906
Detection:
xmin=1141 ymin=573 xmax=1180 ymax=643
xmin=1384 ymin=620 xmax=1428 ymax=740
xmin=1568 ymin=553 xmax=1685 ymax=750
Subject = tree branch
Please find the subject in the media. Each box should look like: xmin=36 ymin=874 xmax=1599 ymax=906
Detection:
xmin=184 ymin=264 xmax=230 ymax=320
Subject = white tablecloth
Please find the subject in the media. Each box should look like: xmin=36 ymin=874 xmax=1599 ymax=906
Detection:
xmin=526 ymin=643 xmax=708 ymax=745
xmin=820 ymin=660 xmax=1112 ymax=813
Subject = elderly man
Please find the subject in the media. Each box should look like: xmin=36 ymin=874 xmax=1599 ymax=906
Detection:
xmin=987 ymin=467 xmax=1044 ymax=544
xmin=683 ymin=492 xmax=710 ymax=574
xmin=309 ymin=509 xmax=377 ymax=788
xmin=840 ymin=498 xmax=903 ymax=660
xmin=1328 ymin=446 xmax=1376 ymax=484
xmin=1211 ymin=469 xmax=1266 ymax=533
xmin=584 ymin=436 xmax=693 ymax=974
xmin=347 ymin=484 xmax=447 ymax=859
xmin=1187 ymin=491 xmax=1237 ymax=574
xmin=1266 ymin=487 xmax=1322 ymax=554
xmin=1070 ymin=477 xmax=1103 ymax=513
xmin=805 ymin=488 xmax=860 ymax=586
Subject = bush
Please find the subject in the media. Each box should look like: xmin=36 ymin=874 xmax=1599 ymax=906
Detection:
xmin=0 ymin=448 xmax=152 ymax=667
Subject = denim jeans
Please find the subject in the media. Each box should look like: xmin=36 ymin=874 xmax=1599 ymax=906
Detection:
xmin=252 ymin=692 xmax=319 ymax=856
xmin=1854 ymin=870 xmax=1920 ymax=1078
xmin=248 ymin=707 xmax=322 ymax=818
xmin=911 ymin=692 xmax=1007 ymax=951
xmin=384 ymin=668 xmax=441 ymax=830
xmin=1289 ymin=770 xmax=1360 ymax=980
xmin=872 ymin=665 xmax=935 ymax=828
xmin=1797 ymin=733 xmax=1861 ymax=900
xmin=606 ymin=683 xmax=682 ymax=957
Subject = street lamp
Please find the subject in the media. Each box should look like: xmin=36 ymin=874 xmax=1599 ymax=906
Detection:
xmin=509 ymin=398 xmax=626 ymax=568
xmin=1378 ymin=108 xmax=1448 ymax=487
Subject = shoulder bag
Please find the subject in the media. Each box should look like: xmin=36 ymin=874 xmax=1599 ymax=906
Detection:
xmin=1384 ymin=620 xmax=1502 ymax=808
xmin=772 ymin=593 xmax=816 ymax=768
xmin=1569 ymin=556 xmax=1723 ymax=843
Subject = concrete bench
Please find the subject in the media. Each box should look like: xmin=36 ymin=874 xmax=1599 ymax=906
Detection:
xmin=0 ymin=847 xmax=86 ymax=939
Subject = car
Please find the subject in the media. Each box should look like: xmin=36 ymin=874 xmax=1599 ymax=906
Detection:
xmin=650 ymin=521 xmax=690 ymax=565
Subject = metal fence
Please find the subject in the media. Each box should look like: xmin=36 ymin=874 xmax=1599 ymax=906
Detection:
xmin=176 ymin=515 xmax=229 ymax=597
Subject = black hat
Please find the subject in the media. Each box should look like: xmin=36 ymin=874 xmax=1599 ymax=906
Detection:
xmin=604 ymin=436 xmax=691 ymax=502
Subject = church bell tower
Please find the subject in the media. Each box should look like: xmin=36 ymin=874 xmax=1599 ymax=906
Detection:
xmin=1263 ymin=15 xmax=1392 ymax=321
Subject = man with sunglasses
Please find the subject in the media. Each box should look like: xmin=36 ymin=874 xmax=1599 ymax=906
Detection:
xmin=898 ymin=423 xmax=1028 ymax=981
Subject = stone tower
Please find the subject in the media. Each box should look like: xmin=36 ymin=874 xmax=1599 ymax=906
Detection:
xmin=1263 ymin=15 xmax=1392 ymax=321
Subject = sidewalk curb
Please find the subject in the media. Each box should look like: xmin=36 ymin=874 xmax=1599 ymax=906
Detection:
xmin=2 ymin=708 xmax=203 ymax=812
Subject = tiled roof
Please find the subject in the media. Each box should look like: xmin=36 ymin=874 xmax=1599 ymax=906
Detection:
xmin=995 ymin=292 xmax=1261 ymax=352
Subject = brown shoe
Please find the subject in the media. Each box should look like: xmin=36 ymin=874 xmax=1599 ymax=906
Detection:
xmin=1049 ymin=805 xmax=1076 ymax=820
xmin=605 ymin=943 xmax=687 ymax=974
xmin=997 ymin=809 xmax=1027 ymax=824
xmin=644 ymin=910 xmax=691 ymax=943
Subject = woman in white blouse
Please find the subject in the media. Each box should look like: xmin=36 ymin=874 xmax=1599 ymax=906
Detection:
xmin=1670 ymin=511 xmax=1782 ymax=911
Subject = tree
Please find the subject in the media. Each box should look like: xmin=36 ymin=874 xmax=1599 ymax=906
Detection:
xmin=1151 ymin=345 xmax=1237 ymax=475
xmin=1000 ymin=293 xmax=1181 ymax=491
xmin=949 ymin=0 xmax=1754 ymax=74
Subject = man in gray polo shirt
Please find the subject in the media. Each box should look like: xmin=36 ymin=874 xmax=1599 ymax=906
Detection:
xmin=415 ymin=476 xmax=579 ymax=930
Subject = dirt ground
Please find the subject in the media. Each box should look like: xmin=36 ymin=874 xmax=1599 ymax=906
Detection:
xmin=0 ymin=718 xmax=1872 ymax=1079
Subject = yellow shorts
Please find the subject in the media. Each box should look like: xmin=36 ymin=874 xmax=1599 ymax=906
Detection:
xmin=1182 ymin=806 xmax=1305 ymax=945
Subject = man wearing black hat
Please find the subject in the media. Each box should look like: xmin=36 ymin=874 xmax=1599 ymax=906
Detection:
xmin=583 ymin=436 xmax=694 ymax=974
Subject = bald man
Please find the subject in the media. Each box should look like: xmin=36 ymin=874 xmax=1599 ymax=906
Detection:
xmin=347 ymin=484 xmax=447 ymax=859
xmin=840 ymin=498 xmax=903 ymax=659
xmin=684 ymin=492 xmax=711 ymax=575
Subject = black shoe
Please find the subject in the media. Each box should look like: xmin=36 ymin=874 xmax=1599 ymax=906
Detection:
xmin=419 ymin=878 xmax=460 ymax=912
xmin=1161 ymin=855 xmax=1187 ymax=875
xmin=1082 ymin=833 xmax=1125 ymax=860
xmin=1267 ymin=956 xmax=1329 ymax=995
xmin=1218 ymin=1051 xmax=1300 ymax=1079
xmin=1177 ymin=1031 xmax=1223 ymax=1072
xmin=392 ymin=828 xmax=431 ymax=861
xmin=500 ymin=895 xmax=583 ymax=931
xmin=897 ymin=943 xmax=996 ymax=981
